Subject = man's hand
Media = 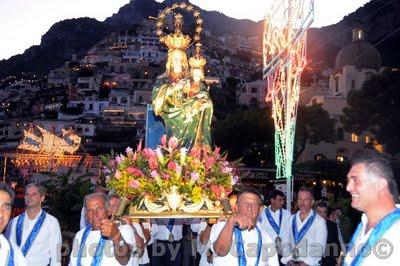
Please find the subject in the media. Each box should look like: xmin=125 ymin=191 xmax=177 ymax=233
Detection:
xmin=228 ymin=213 xmax=255 ymax=231
xmin=287 ymin=261 xmax=308 ymax=266
xmin=100 ymin=219 xmax=120 ymax=240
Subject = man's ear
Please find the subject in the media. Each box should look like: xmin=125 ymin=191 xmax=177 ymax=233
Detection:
xmin=40 ymin=195 xmax=45 ymax=204
xmin=376 ymin=178 xmax=388 ymax=193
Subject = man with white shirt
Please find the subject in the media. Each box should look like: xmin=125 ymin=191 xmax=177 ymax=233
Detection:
xmin=281 ymin=187 xmax=327 ymax=266
xmin=344 ymin=153 xmax=400 ymax=265
xmin=0 ymin=183 xmax=26 ymax=266
xmin=69 ymin=192 xmax=136 ymax=266
xmin=259 ymin=189 xmax=291 ymax=260
xmin=80 ymin=186 xmax=108 ymax=230
xmin=211 ymin=187 xmax=280 ymax=266
xmin=108 ymin=194 xmax=147 ymax=266
xmin=151 ymin=218 xmax=186 ymax=266
xmin=6 ymin=183 xmax=62 ymax=266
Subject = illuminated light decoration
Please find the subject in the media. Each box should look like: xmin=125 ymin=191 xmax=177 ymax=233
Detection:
xmin=263 ymin=0 xmax=314 ymax=206
xmin=17 ymin=126 xmax=81 ymax=155
xmin=5 ymin=153 xmax=101 ymax=173
xmin=2 ymin=125 xmax=98 ymax=174
xmin=155 ymin=3 xmax=203 ymax=49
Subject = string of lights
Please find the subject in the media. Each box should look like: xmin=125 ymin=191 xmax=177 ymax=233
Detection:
xmin=263 ymin=0 xmax=314 ymax=207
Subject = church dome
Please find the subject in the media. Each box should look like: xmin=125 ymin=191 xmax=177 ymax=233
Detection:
xmin=335 ymin=27 xmax=382 ymax=70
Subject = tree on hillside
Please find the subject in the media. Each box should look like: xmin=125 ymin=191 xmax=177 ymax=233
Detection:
xmin=212 ymin=104 xmax=336 ymax=166
xmin=210 ymin=77 xmax=241 ymax=119
xmin=340 ymin=69 xmax=400 ymax=154
xmin=213 ymin=107 xmax=274 ymax=165
xmin=295 ymin=104 xmax=336 ymax=160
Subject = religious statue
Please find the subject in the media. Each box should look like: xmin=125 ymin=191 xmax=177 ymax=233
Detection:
xmin=152 ymin=13 xmax=213 ymax=148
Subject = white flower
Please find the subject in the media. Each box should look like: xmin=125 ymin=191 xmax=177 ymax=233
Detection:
xmin=125 ymin=146 xmax=133 ymax=155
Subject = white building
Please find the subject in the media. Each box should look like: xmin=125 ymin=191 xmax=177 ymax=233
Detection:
xmin=237 ymin=80 xmax=267 ymax=107
xmin=298 ymin=27 xmax=384 ymax=162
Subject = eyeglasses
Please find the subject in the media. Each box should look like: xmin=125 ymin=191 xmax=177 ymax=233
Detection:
xmin=0 ymin=203 xmax=12 ymax=212
xmin=238 ymin=202 xmax=261 ymax=209
xmin=86 ymin=206 xmax=106 ymax=215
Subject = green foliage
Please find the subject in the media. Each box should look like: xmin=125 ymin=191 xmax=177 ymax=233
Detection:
xmin=337 ymin=198 xmax=362 ymax=243
xmin=213 ymin=107 xmax=274 ymax=163
xmin=295 ymin=104 xmax=336 ymax=160
xmin=341 ymin=69 xmax=400 ymax=154
xmin=41 ymin=172 xmax=92 ymax=232
xmin=210 ymin=80 xmax=240 ymax=120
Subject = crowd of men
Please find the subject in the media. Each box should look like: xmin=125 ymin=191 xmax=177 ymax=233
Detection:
xmin=0 ymin=152 xmax=399 ymax=265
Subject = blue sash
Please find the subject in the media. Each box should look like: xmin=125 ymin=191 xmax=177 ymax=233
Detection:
xmin=16 ymin=210 xmax=47 ymax=256
xmin=167 ymin=219 xmax=175 ymax=233
xmin=345 ymin=208 xmax=400 ymax=266
xmin=77 ymin=225 xmax=107 ymax=266
xmin=292 ymin=211 xmax=316 ymax=245
xmin=5 ymin=238 xmax=14 ymax=266
xmin=234 ymin=225 xmax=262 ymax=266
xmin=265 ymin=207 xmax=282 ymax=236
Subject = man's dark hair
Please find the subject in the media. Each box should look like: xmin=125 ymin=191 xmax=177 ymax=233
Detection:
xmin=228 ymin=191 xmax=238 ymax=199
xmin=237 ymin=187 xmax=263 ymax=203
xmin=351 ymin=152 xmax=399 ymax=202
xmin=269 ymin=189 xmax=285 ymax=201
xmin=298 ymin=186 xmax=314 ymax=199
xmin=315 ymin=201 xmax=328 ymax=209
xmin=0 ymin=183 xmax=15 ymax=205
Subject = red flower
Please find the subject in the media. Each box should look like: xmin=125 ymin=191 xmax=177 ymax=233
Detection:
xmin=128 ymin=180 xmax=140 ymax=189
xmin=126 ymin=167 xmax=144 ymax=177
xmin=148 ymin=157 xmax=158 ymax=170
xmin=143 ymin=148 xmax=155 ymax=159
xmin=136 ymin=139 xmax=143 ymax=152
xmin=204 ymin=155 xmax=216 ymax=170
xmin=161 ymin=135 xmax=167 ymax=146
xmin=167 ymin=161 xmax=177 ymax=171
xmin=189 ymin=147 xmax=201 ymax=158
xmin=168 ymin=137 xmax=179 ymax=150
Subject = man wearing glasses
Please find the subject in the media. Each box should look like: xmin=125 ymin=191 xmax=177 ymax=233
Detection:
xmin=210 ymin=187 xmax=279 ymax=266
xmin=0 ymin=183 xmax=27 ymax=265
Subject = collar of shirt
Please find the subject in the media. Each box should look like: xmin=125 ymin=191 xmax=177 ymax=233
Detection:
xmin=296 ymin=210 xmax=314 ymax=229
xmin=358 ymin=214 xmax=374 ymax=242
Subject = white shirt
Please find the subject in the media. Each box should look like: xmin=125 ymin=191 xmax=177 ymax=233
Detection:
xmin=130 ymin=223 xmax=150 ymax=265
xmin=210 ymin=221 xmax=280 ymax=266
xmin=69 ymin=224 xmax=136 ymax=266
xmin=281 ymin=210 xmax=327 ymax=266
xmin=6 ymin=209 xmax=62 ymax=266
xmin=0 ymin=234 xmax=27 ymax=266
xmin=152 ymin=219 xmax=185 ymax=241
xmin=191 ymin=220 xmax=212 ymax=266
xmin=259 ymin=206 xmax=291 ymax=243
xmin=344 ymin=212 xmax=400 ymax=266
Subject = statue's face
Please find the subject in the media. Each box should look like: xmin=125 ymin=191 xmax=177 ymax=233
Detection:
xmin=192 ymin=68 xmax=203 ymax=83
xmin=171 ymin=51 xmax=183 ymax=74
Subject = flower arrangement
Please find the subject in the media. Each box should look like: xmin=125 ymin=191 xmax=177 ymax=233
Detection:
xmin=102 ymin=135 xmax=240 ymax=213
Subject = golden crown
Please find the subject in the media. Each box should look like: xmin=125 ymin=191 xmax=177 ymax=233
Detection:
xmin=189 ymin=43 xmax=206 ymax=69
xmin=159 ymin=13 xmax=191 ymax=50
xmin=160 ymin=33 xmax=191 ymax=50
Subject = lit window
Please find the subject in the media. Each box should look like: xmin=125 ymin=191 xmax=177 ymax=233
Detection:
xmin=351 ymin=133 xmax=358 ymax=143
xmin=365 ymin=135 xmax=370 ymax=144
xmin=336 ymin=156 xmax=344 ymax=162
xmin=374 ymin=142 xmax=383 ymax=153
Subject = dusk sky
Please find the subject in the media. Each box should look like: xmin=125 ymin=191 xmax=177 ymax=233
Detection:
xmin=0 ymin=0 xmax=370 ymax=60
